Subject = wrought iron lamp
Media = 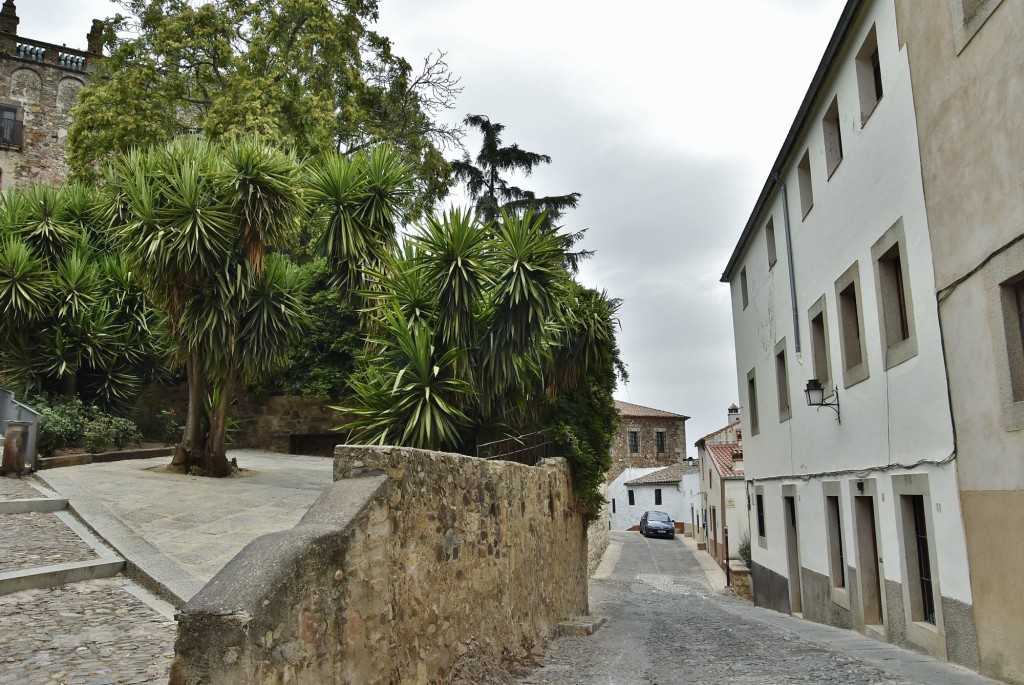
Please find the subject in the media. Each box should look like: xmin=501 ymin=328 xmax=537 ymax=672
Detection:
xmin=804 ymin=378 xmax=840 ymax=424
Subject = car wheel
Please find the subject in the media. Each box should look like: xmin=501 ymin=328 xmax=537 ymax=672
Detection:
xmin=640 ymin=524 xmax=646 ymax=537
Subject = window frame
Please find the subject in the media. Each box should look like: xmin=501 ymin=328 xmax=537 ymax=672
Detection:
xmin=855 ymin=25 xmax=883 ymax=124
xmin=775 ymin=338 xmax=791 ymax=422
xmin=808 ymin=295 xmax=834 ymax=396
xmin=746 ymin=367 xmax=760 ymax=436
xmin=628 ymin=430 xmax=639 ymax=454
xmin=655 ymin=430 xmax=667 ymax=455
xmin=950 ymin=0 xmax=1006 ymax=53
xmin=823 ymin=96 xmax=844 ymax=178
xmin=835 ymin=261 xmax=870 ymax=388
xmin=766 ymin=217 xmax=778 ymax=269
xmin=740 ymin=267 xmax=749 ymax=309
xmin=654 ymin=488 xmax=662 ymax=506
xmin=797 ymin=150 xmax=814 ymax=218
xmin=872 ymin=219 xmax=918 ymax=369
xmin=628 ymin=489 xmax=635 ymax=506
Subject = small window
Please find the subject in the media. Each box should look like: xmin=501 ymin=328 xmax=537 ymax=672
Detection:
xmin=655 ymin=430 xmax=666 ymax=454
xmin=740 ymin=267 xmax=749 ymax=309
xmin=628 ymin=430 xmax=639 ymax=454
xmin=798 ymin=151 xmax=813 ymax=218
xmin=0 ymin=106 xmax=21 ymax=148
xmin=628 ymin=490 xmax=635 ymax=506
xmin=856 ymin=26 xmax=883 ymax=123
xmin=612 ymin=498 xmax=616 ymax=514
xmin=836 ymin=262 xmax=869 ymax=387
xmin=775 ymin=339 xmax=791 ymax=422
xmin=809 ymin=295 xmax=833 ymax=393
xmin=655 ymin=489 xmax=662 ymax=506
xmin=823 ymin=97 xmax=843 ymax=178
xmin=766 ymin=217 xmax=777 ymax=268
xmin=1001 ymin=276 xmax=1024 ymax=402
xmin=872 ymin=219 xmax=918 ymax=369
xmin=826 ymin=495 xmax=846 ymax=588
xmin=747 ymin=368 xmax=760 ymax=436
xmin=756 ymin=494 xmax=766 ymax=538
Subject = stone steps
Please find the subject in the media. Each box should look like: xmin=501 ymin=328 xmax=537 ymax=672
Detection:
xmin=0 ymin=482 xmax=125 ymax=595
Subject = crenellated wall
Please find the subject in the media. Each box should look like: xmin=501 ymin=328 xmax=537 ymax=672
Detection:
xmin=169 ymin=445 xmax=589 ymax=685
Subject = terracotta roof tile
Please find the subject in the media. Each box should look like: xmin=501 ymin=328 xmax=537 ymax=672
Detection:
xmin=706 ymin=442 xmax=743 ymax=479
xmin=625 ymin=462 xmax=697 ymax=485
xmin=697 ymin=419 xmax=741 ymax=443
xmin=615 ymin=400 xmax=690 ymax=420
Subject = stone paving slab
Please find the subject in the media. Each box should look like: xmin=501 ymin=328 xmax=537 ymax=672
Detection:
xmin=0 ymin=577 xmax=176 ymax=685
xmin=36 ymin=449 xmax=333 ymax=604
xmin=0 ymin=512 xmax=97 ymax=573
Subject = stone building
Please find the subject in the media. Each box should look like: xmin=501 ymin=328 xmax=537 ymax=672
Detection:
xmin=608 ymin=400 xmax=689 ymax=482
xmin=0 ymin=0 xmax=101 ymax=191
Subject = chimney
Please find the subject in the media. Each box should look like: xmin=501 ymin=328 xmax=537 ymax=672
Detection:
xmin=727 ymin=404 xmax=740 ymax=425
xmin=86 ymin=19 xmax=104 ymax=55
xmin=731 ymin=448 xmax=744 ymax=473
xmin=0 ymin=0 xmax=18 ymax=37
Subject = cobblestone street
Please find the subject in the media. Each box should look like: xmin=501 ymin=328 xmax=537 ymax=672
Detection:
xmin=520 ymin=532 xmax=998 ymax=685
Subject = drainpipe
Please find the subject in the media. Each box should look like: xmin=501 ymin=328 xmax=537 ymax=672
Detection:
xmin=773 ymin=175 xmax=801 ymax=354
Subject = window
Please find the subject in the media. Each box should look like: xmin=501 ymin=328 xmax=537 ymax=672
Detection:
xmin=655 ymin=489 xmax=662 ymax=506
xmin=746 ymin=368 xmax=760 ymax=436
xmin=628 ymin=430 xmax=639 ymax=454
xmin=756 ymin=494 xmax=766 ymax=538
xmin=612 ymin=499 xmax=616 ymax=514
xmin=808 ymin=295 xmax=833 ymax=393
xmin=823 ymin=97 xmax=843 ymax=177
xmin=0 ymin=106 xmax=21 ymax=148
xmin=740 ymin=267 xmax=749 ymax=309
xmin=826 ymin=495 xmax=846 ymax=588
xmin=655 ymin=430 xmax=666 ymax=454
xmin=775 ymin=339 xmax=791 ymax=422
xmin=766 ymin=217 xmax=777 ymax=268
xmin=835 ymin=262 xmax=869 ymax=387
xmin=628 ymin=490 xmax=635 ymax=506
xmin=1002 ymin=276 xmax=1024 ymax=403
xmin=904 ymin=494 xmax=937 ymax=625
xmin=855 ymin=26 xmax=883 ymax=123
xmin=797 ymin=151 xmax=813 ymax=218
xmin=872 ymin=219 xmax=917 ymax=369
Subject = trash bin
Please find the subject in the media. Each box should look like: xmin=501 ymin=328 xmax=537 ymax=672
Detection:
xmin=1 ymin=420 xmax=32 ymax=477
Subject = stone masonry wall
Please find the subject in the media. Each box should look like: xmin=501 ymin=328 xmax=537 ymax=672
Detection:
xmin=169 ymin=446 xmax=590 ymax=685
xmin=608 ymin=415 xmax=687 ymax=482
xmin=0 ymin=36 xmax=95 ymax=191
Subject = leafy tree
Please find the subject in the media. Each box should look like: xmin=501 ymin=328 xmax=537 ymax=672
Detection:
xmin=68 ymin=0 xmax=462 ymax=218
xmin=107 ymin=136 xmax=309 ymax=476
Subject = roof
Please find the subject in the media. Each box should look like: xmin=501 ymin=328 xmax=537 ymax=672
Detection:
xmin=706 ymin=442 xmax=743 ymax=479
xmin=721 ymin=0 xmax=864 ymax=282
xmin=625 ymin=462 xmax=697 ymax=486
xmin=615 ymin=400 xmax=690 ymax=420
xmin=696 ymin=419 xmax=741 ymax=445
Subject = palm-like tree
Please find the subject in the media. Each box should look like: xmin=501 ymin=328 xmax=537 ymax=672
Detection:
xmin=108 ymin=136 xmax=308 ymax=476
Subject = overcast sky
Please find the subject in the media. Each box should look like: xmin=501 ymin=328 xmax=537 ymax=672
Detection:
xmin=24 ymin=0 xmax=846 ymax=455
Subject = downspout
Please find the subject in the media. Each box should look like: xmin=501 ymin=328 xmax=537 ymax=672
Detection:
xmin=773 ymin=175 xmax=801 ymax=355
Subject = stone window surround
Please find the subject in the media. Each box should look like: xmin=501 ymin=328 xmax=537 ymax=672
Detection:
xmin=775 ymin=338 xmax=792 ymax=423
xmin=891 ymin=473 xmax=946 ymax=658
xmin=871 ymin=218 xmax=918 ymax=370
xmin=984 ymin=237 xmax=1024 ymax=431
xmin=746 ymin=367 xmax=760 ymax=436
xmin=808 ymin=294 xmax=834 ymax=396
xmin=951 ymin=0 xmax=1006 ymax=54
xmin=822 ymin=481 xmax=851 ymax=611
xmin=835 ymin=260 xmax=870 ymax=388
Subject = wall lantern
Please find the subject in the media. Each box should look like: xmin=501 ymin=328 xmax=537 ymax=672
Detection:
xmin=804 ymin=378 xmax=840 ymax=424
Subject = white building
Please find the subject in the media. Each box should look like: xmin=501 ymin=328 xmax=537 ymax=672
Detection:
xmin=608 ymin=463 xmax=698 ymax=533
xmin=721 ymin=0 xmax=976 ymax=670
xmin=696 ymin=407 xmax=748 ymax=567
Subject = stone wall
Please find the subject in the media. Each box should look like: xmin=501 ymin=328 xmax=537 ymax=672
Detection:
xmin=608 ymin=415 xmax=687 ymax=482
xmin=586 ymin=483 xmax=610 ymax=575
xmin=0 ymin=31 xmax=97 ymax=191
xmin=169 ymin=446 xmax=590 ymax=685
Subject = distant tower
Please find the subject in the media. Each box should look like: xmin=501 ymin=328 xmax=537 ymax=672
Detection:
xmin=727 ymin=404 xmax=740 ymax=425
xmin=0 ymin=0 xmax=19 ymax=36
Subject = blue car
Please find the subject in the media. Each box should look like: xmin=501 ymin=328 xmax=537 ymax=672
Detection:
xmin=640 ymin=510 xmax=675 ymax=539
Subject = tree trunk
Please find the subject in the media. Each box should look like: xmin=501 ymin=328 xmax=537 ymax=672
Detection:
xmin=170 ymin=355 xmax=207 ymax=474
xmin=203 ymin=378 xmax=234 ymax=477
xmin=60 ymin=371 xmax=76 ymax=397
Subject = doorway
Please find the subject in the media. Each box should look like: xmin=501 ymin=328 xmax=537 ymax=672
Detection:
xmin=783 ymin=495 xmax=802 ymax=614
xmin=855 ymin=494 xmax=885 ymax=630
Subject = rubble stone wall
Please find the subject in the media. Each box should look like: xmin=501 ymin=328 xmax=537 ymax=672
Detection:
xmin=169 ymin=445 xmax=589 ymax=685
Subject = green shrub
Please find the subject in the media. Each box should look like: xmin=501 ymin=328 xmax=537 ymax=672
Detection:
xmin=738 ymin=530 xmax=752 ymax=570
xmin=109 ymin=416 xmax=143 ymax=449
xmin=36 ymin=395 xmax=142 ymax=455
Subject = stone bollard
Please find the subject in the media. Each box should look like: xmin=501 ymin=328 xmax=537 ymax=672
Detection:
xmin=1 ymin=420 xmax=32 ymax=477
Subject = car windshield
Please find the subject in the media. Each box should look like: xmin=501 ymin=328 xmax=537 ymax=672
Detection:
xmin=648 ymin=512 xmax=671 ymax=522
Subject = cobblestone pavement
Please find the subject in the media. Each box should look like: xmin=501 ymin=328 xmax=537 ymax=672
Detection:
xmin=519 ymin=532 xmax=996 ymax=685
xmin=0 ymin=578 xmax=176 ymax=685
xmin=0 ymin=512 xmax=98 ymax=573
xmin=0 ymin=476 xmax=43 ymax=499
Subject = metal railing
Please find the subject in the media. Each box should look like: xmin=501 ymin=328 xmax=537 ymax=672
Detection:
xmin=476 ymin=430 xmax=551 ymax=466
